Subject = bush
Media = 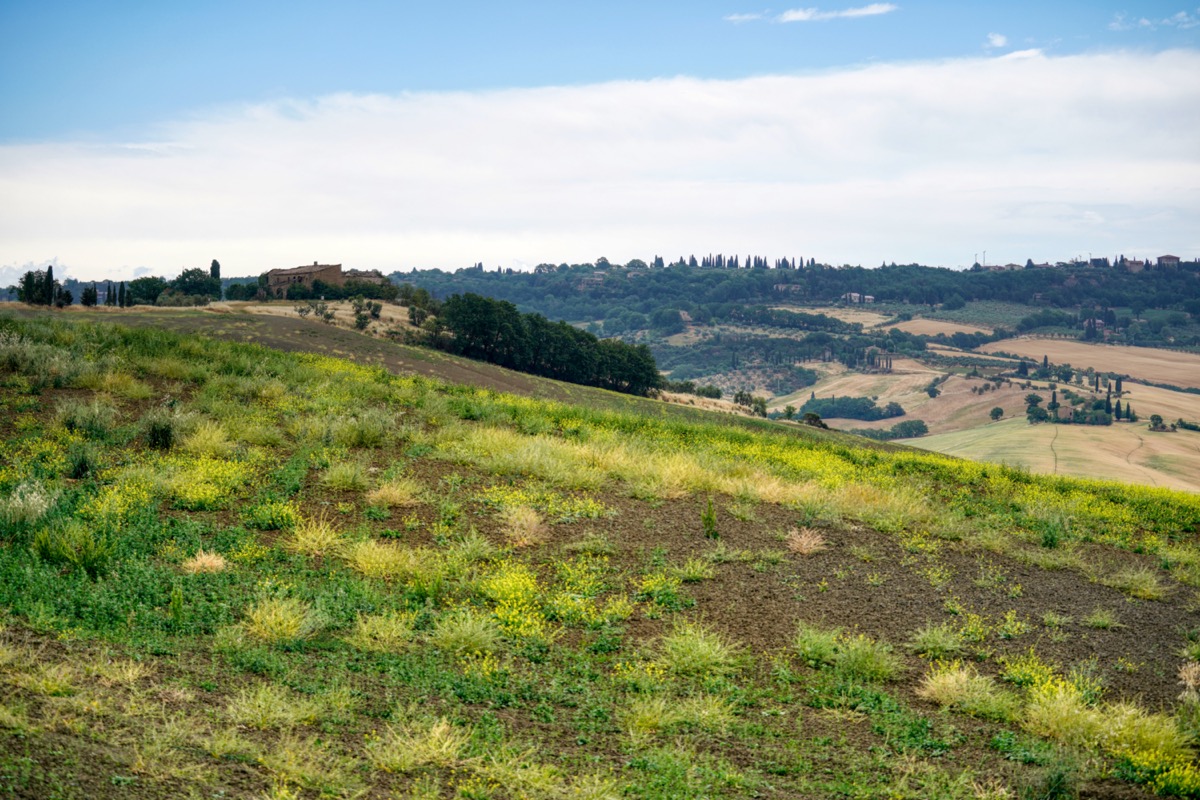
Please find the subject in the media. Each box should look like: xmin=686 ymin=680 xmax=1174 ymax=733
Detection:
xmin=141 ymin=407 xmax=178 ymax=451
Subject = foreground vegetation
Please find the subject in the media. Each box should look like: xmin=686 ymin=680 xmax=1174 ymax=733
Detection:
xmin=2 ymin=313 xmax=1199 ymax=799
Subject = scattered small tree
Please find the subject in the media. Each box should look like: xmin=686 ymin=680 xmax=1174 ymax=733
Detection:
xmin=990 ymin=407 xmax=1003 ymax=421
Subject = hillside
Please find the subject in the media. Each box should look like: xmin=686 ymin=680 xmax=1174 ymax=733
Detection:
xmin=2 ymin=311 xmax=1200 ymax=799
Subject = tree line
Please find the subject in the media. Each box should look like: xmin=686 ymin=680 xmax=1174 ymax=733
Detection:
xmin=412 ymin=293 xmax=662 ymax=397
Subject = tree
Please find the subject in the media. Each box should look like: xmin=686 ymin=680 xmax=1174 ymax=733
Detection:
xmin=118 ymin=282 xmax=127 ymax=308
xmin=210 ymin=259 xmax=220 ymax=280
xmin=1150 ymin=414 xmax=1165 ymax=430
xmin=1025 ymin=393 xmax=1044 ymax=408
xmin=990 ymin=407 xmax=1004 ymax=421
xmin=169 ymin=268 xmax=221 ymax=300
xmin=128 ymin=276 xmax=168 ymax=306
xmin=80 ymin=283 xmax=98 ymax=307
xmin=1114 ymin=399 xmax=1123 ymax=420
xmin=45 ymin=265 xmax=54 ymax=306
xmin=1026 ymin=406 xmax=1050 ymax=423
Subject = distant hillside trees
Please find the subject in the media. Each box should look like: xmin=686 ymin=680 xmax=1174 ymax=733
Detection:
xmin=429 ymin=293 xmax=662 ymax=396
xmin=800 ymin=396 xmax=905 ymax=421
xmin=849 ymin=419 xmax=929 ymax=440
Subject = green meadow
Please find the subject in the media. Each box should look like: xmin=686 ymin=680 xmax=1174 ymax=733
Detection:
xmin=2 ymin=313 xmax=1199 ymax=799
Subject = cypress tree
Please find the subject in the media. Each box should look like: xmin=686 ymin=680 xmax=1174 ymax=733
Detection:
xmin=1115 ymin=400 xmax=1123 ymax=420
xmin=45 ymin=265 xmax=55 ymax=306
xmin=118 ymin=282 xmax=127 ymax=308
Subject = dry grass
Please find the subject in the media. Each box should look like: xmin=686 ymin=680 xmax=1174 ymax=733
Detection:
xmin=180 ymin=420 xmax=234 ymax=458
xmin=501 ymin=506 xmax=547 ymax=548
xmin=785 ymin=527 xmax=828 ymax=556
xmin=366 ymin=477 xmax=423 ymax=508
xmin=979 ymin=338 xmax=1200 ymax=390
xmin=916 ymin=661 xmax=1018 ymax=721
xmin=287 ymin=515 xmax=345 ymax=558
xmin=181 ymin=549 xmax=227 ymax=574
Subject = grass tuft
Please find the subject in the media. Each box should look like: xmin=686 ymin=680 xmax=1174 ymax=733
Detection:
xmin=320 ymin=460 xmax=370 ymax=492
xmin=658 ymin=620 xmax=742 ymax=679
xmin=907 ymin=622 xmax=964 ymax=659
xmin=287 ymin=515 xmax=345 ymax=558
xmin=181 ymin=549 xmax=228 ymax=574
xmin=916 ymin=661 xmax=1019 ymax=721
xmin=785 ymin=526 xmax=828 ymax=556
xmin=366 ymin=718 xmax=471 ymax=773
xmin=366 ymin=477 xmax=423 ymax=508
xmin=242 ymin=597 xmax=324 ymax=645
xmin=343 ymin=611 xmax=417 ymax=653
xmin=1102 ymin=566 xmax=1169 ymax=601
xmin=501 ymin=505 xmax=547 ymax=548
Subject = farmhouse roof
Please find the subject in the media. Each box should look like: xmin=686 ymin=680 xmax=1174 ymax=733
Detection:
xmin=271 ymin=262 xmax=342 ymax=277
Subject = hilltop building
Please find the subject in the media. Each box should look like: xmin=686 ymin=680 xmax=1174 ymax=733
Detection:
xmin=265 ymin=262 xmax=386 ymax=297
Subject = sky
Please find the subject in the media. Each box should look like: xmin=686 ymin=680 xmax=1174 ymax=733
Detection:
xmin=1 ymin=1 xmax=1198 ymax=283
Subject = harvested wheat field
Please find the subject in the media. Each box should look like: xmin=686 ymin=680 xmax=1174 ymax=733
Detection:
xmin=775 ymin=305 xmax=893 ymax=328
xmin=979 ymin=338 xmax=1200 ymax=390
xmin=913 ymin=415 xmax=1200 ymax=493
xmin=886 ymin=318 xmax=993 ymax=336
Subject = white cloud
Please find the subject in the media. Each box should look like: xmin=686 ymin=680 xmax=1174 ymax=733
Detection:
xmin=999 ymin=48 xmax=1043 ymax=59
xmin=1110 ymin=9 xmax=1200 ymax=31
xmin=724 ymin=12 xmax=764 ymax=23
xmin=986 ymin=32 xmax=1007 ymax=48
xmin=1 ymin=50 xmax=1198 ymax=278
xmin=777 ymin=3 xmax=897 ymax=23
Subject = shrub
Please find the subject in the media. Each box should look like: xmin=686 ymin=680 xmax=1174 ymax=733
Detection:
xmin=31 ymin=521 xmax=113 ymax=578
xmin=141 ymin=407 xmax=178 ymax=451
xmin=658 ymin=620 xmax=741 ymax=679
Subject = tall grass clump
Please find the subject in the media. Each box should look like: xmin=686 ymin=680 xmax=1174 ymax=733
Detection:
xmin=241 ymin=597 xmax=324 ymax=646
xmin=658 ymin=620 xmax=742 ymax=680
xmin=320 ymin=460 xmax=370 ymax=492
xmin=428 ymin=609 xmax=501 ymax=656
xmin=331 ymin=409 xmax=393 ymax=448
xmin=181 ymin=549 xmax=227 ymax=574
xmin=226 ymin=683 xmax=320 ymax=730
xmin=0 ymin=481 xmax=58 ymax=527
xmin=366 ymin=718 xmax=471 ymax=774
xmin=793 ymin=622 xmax=901 ymax=682
xmin=1102 ymin=566 xmax=1169 ymax=601
xmin=365 ymin=477 xmax=423 ymax=508
xmin=501 ymin=505 xmax=546 ymax=548
xmin=56 ymin=397 xmax=116 ymax=439
xmin=907 ymin=622 xmax=964 ymax=659
xmin=287 ymin=515 xmax=345 ymax=558
xmin=916 ymin=661 xmax=1019 ymax=721
xmin=343 ymin=611 xmax=417 ymax=653
xmin=31 ymin=520 xmax=113 ymax=578
xmin=180 ymin=420 xmax=235 ymax=459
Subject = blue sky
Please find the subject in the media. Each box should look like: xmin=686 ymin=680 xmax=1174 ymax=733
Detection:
xmin=1 ymin=1 xmax=1198 ymax=280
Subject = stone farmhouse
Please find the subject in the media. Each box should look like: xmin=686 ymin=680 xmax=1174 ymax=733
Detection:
xmin=265 ymin=262 xmax=387 ymax=298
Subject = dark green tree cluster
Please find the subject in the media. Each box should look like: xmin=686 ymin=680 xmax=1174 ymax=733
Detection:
xmin=14 ymin=266 xmax=72 ymax=307
xmin=799 ymin=396 xmax=905 ymax=421
xmin=283 ymin=279 xmax=398 ymax=303
xmin=432 ymin=293 xmax=662 ymax=396
xmin=849 ymin=419 xmax=929 ymax=440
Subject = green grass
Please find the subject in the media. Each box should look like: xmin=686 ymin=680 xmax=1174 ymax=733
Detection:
xmin=2 ymin=312 xmax=1199 ymax=800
